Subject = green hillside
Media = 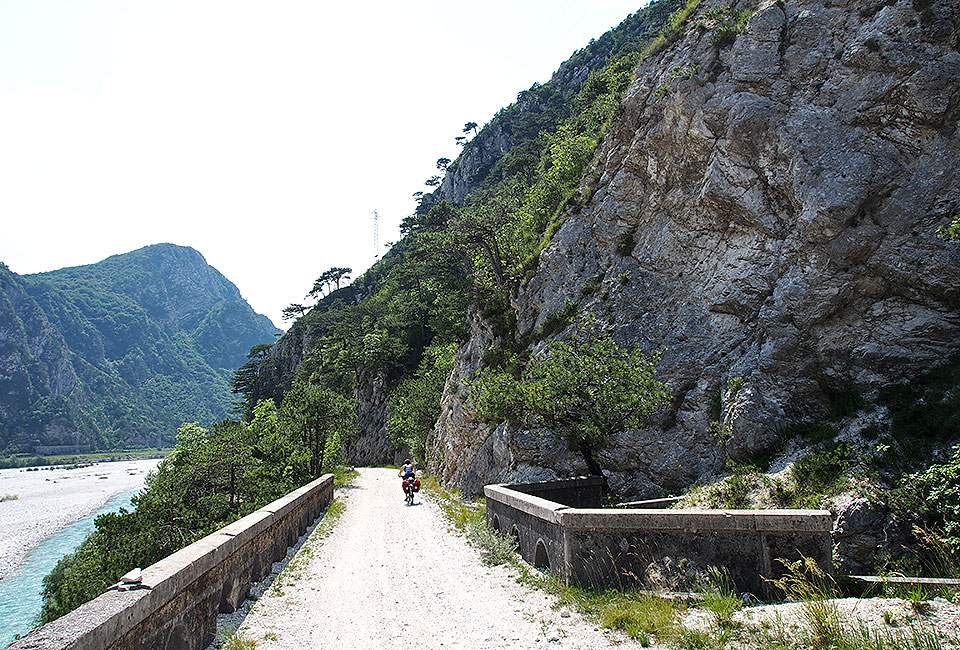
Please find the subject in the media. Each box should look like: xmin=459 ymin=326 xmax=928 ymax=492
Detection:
xmin=0 ymin=244 xmax=279 ymax=452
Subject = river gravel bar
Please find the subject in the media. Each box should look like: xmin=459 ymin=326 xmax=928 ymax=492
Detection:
xmin=0 ymin=458 xmax=160 ymax=581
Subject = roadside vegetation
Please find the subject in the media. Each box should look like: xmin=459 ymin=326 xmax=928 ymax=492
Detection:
xmin=39 ymin=394 xmax=355 ymax=623
xmin=675 ymin=355 xmax=960 ymax=587
xmin=425 ymin=478 xmax=958 ymax=649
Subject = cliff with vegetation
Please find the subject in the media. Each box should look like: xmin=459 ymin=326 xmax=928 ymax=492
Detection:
xmin=31 ymin=1 xmax=960 ymax=618
xmin=430 ymin=0 xmax=960 ymax=497
xmin=252 ymin=0 xmax=960 ymax=575
xmin=0 ymin=244 xmax=279 ymax=452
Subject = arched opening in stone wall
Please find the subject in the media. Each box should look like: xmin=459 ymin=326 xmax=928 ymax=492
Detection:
xmin=511 ymin=525 xmax=521 ymax=551
xmin=534 ymin=539 xmax=550 ymax=570
xmin=492 ymin=515 xmax=501 ymax=532
xmin=219 ymin=577 xmax=240 ymax=614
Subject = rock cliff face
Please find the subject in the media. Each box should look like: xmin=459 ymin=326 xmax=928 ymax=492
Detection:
xmin=432 ymin=0 xmax=681 ymax=207
xmin=348 ymin=369 xmax=407 ymax=466
xmin=0 ymin=266 xmax=80 ymax=434
xmin=430 ymin=0 xmax=960 ymax=496
xmin=0 ymin=244 xmax=280 ymax=450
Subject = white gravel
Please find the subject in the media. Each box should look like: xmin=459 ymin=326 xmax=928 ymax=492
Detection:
xmin=231 ymin=467 xmax=960 ymax=650
xmin=0 ymin=459 xmax=159 ymax=581
xmin=236 ymin=467 xmax=635 ymax=649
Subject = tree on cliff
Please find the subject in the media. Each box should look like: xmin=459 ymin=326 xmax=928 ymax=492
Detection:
xmin=231 ymin=343 xmax=282 ymax=420
xmin=473 ymin=315 xmax=670 ymax=482
xmin=282 ymin=303 xmax=308 ymax=321
xmin=280 ymin=381 xmax=355 ymax=478
xmin=308 ymin=267 xmax=352 ymax=300
xmin=387 ymin=342 xmax=457 ymax=463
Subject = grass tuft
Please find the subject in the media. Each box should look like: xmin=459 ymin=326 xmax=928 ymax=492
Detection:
xmin=698 ymin=566 xmax=743 ymax=630
xmin=220 ymin=630 xmax=257 ymax=650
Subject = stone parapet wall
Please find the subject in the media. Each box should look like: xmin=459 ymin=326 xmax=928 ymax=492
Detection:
xmin=506 ymin=476 xmax=605 ymax=509
xmin=11 ymin=474 xmax=335 ymax=650
xmin=485 ymin=479 xmax=832 ymax=597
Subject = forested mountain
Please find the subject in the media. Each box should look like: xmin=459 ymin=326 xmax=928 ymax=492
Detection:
xmin=0 ymin=244 xmax=279 ymax=452
xmin=241 ymin=0 xmax=959 ymax=541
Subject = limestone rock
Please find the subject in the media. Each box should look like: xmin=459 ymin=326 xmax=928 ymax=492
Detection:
xmin=832 ymin=496 xmax=890 ymax=573
xmin=431 ymin=0 xmax=960 ymax=497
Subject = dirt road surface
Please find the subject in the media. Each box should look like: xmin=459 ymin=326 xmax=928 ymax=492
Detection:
xmin=238 ymin=467 xmax=635 ymax=649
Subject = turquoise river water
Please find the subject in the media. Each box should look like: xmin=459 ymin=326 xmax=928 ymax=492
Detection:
xmin=0 ymin=487 xmax=140 ymax=646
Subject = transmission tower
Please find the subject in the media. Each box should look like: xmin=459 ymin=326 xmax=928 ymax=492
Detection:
xmin=372 ymin=209 xmax=380 ymax=260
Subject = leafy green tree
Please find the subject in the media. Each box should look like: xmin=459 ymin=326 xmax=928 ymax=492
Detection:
xmin=231 ymin=343 xmax=282 ymax=420
xmin=246 ymin=398 xmax=312 ymax=500
xmin=463 ymin=121 xmax=478 ymax=136
xmin=280 ymin=381 xmax=356 ymax=477
xmin=474 ymin=316 xmax=670 ymax=481
xmin=436 ymin=157 xmax=451 ymax=170
xmin=387 ymin=342 xmax=456 ymax=462
xmin=39 ymin=404 xmax=333 ymax=623
xmin=307 ymin=267 xmax=352 ymax=300
xmin=425 ymin=175 xmax=441 ymax=187
xmin=282 ymin=303 xmax=308 ymax=321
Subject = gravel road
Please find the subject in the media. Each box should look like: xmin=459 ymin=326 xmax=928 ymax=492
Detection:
xmin=238 ymin=467 xmax=634 ymax=649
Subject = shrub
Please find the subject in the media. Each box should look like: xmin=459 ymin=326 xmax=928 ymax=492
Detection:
xmin=910 ymin=445 xmax=960 ymax=559
xmin=616 ymin=228 xmax=637 ymax=255
xmin=792 ymin=441 xmax=853 ymax=499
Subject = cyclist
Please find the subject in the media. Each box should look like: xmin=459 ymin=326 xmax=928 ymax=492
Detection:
xmin=398 ymin=458 xmax=416 ymax=480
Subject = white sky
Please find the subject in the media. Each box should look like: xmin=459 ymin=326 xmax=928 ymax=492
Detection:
xmin=0 ymin=0 xmax=649 ymax=329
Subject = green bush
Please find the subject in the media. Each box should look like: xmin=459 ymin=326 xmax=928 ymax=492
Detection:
xmin=387 ymin=342 xmax=457 ymax=462
xmin=792 ymin=441 xmax=853 ymax=500
xmin=877 ymin=356 xmax=960 ymax=473
xmin=909 ymin=444 xmax=960 ymax=559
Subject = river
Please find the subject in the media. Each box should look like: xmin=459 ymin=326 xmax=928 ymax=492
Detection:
xmin=0 ymin=486 xmax=142 ymax=646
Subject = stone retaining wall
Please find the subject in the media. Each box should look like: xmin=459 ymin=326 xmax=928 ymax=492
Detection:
xmin=11 ymin=474 xmax=335 ymax=650
xmin=485 ymin=479 xmax=832 ymax=597
xmin=507 ymin=476 xmax=604 ymax=508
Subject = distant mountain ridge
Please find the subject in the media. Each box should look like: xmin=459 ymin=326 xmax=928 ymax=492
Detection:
xmin=0 ymin=243 xmax=280 ymax=452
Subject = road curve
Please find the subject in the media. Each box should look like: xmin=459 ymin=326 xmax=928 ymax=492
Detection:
xmin=238 ymin=467 xmax=634 ymax=649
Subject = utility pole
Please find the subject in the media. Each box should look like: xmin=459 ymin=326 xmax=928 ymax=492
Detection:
xmin=372 ymin=209 xmax=380 ymax=261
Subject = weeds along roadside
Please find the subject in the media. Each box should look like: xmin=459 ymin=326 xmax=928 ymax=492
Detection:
xmin=422 ymin=474 xmax=958 ymax=650
xmin=211 ymin=467 xmax=357 ymax=649
xmin=420 ymin=473 xmax=692 ymax=646
xmin=269 ymin=466 xmax=357 ymax=597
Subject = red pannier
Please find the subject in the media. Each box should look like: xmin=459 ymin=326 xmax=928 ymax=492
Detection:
xmin=402 ymin=478 xmax=421 ymax=493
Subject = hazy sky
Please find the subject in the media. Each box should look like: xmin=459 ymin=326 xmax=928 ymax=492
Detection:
xmin=0 ymin=0 xmax=649 ymax=329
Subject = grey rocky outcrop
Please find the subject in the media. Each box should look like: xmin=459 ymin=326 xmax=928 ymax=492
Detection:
xmin=430 ymin=0 xmax=960 ymax=497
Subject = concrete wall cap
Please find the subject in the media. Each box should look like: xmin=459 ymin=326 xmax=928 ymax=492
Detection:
xmin=484 ymin=485 xmax=567 ymax=523
xmin=558 ymin=508 xmax=833 ymax=532
xmin=507 ymin=476 xmax=605 ymax=493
